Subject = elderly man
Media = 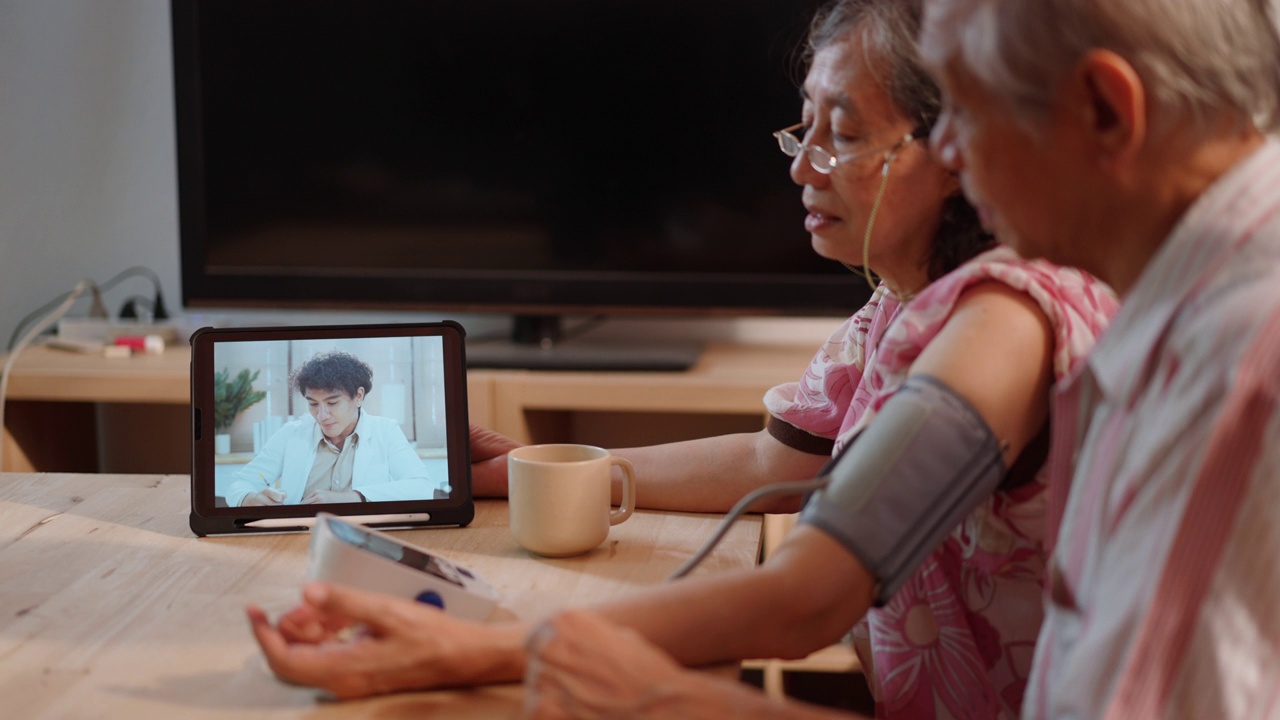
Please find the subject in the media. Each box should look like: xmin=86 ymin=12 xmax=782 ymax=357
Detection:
xmin=919 ymin=0 xmax=1280 ymax=717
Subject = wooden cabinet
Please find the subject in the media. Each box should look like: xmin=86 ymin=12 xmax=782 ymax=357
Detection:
xmin=2 ymin=341 xmax=816 ymax=472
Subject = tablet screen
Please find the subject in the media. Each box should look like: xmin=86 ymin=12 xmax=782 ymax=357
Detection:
xmin=189 ymin=321 xmax=473 ymax=535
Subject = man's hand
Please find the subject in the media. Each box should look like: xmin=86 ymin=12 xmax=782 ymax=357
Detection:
xmin=247 ymin=582 xmax=527 ymax=698
xmin=242 ymin=488 xmax=287 ymax=506
xmin=301 ymin=489 xmax=361 ymax=504
xmin=470 ymin=424 xmax=523 ymax=497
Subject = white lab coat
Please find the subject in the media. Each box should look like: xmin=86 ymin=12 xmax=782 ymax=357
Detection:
xmin=223 ymin=412 xmax=449 ymax=507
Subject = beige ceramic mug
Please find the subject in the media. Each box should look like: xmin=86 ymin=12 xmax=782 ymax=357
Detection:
xmin=507 ymin=444 xmax=636 ymax=557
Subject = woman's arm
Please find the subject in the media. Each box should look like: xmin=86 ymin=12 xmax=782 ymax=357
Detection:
xmin=595 ymin=281 xmax=1056 ymax=666
xmin=608 ymin=280 xmax=1053 ymax=515
xmin=908 ymin=281 xmax=1054 ymax=467
xmin=595 ymin=525 xmax=874 ymax=666
xmin=472 ymin=424 xmax=830 ymax=514
xmin=248 ymin=524 xmax=876 ymax=697
xmin=523 ymin=609 xmax=866 ymax=720
xmin=612 ymin=431 xmax=831 ymax=513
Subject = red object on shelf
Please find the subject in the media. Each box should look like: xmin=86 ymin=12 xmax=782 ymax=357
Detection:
xmin=114 ymin=334 xmax=165 ymax=354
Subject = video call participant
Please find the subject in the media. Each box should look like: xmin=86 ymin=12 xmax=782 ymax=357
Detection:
xmin=244 ymin=1 xmax=1117 ymax=717
xmin=225 ymin=350 xmax=449 ymax=507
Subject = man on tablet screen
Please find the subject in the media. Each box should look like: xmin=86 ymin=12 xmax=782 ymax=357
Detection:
xmin=223 ymin=350 xmax=450 ymax=507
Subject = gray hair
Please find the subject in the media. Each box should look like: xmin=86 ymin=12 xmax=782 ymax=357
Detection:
xmin=805 ymin=0 xmax=942 ymax=134
xmin=925 ymin=0 xmax=1280 ymax=137
xmin=804 ymin=0 xmax=995 ymax=280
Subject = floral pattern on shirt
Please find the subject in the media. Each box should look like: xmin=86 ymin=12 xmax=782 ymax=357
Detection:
xmin=765 ymin=246 xmax=1117 ymax=719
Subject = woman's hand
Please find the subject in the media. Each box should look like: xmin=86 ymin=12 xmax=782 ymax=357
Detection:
xmin=470 ymin=424 xmax=523 ymax=497
xmin=246 ymin=582 xmax=527 ymax=699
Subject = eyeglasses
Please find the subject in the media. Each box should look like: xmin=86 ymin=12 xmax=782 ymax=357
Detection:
xmin=773 ymin=123 xmax=838 ymax=174
xmin=773 ymin=123 xmax=916 ymax=175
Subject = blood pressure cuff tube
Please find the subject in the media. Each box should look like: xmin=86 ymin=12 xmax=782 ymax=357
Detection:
xmin=798 ymin=375 xmax=1005 ymax=606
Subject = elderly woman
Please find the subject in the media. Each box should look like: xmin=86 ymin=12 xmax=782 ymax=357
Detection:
xmin=245 ymin=1 xmax=1116 ymax=717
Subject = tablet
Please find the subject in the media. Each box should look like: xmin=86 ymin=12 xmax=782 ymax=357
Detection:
xmin=189 ymin=321 xmax=473 ymax=536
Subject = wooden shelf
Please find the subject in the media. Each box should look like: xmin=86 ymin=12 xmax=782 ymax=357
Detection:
xmin=3 ymin=343 xmax=190 ymax=403
xmin=3 ymin=340 xmax=817 ymax=472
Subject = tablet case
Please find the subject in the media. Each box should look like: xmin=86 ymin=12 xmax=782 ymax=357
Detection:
xmin=188 ymin=321 xmax=474 ymax=535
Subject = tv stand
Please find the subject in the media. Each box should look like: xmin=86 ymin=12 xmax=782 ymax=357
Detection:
xmin=511 ymin=314 xmax=563 ymax=346
xmin=2 ymin=340 xmax=820 ymax=472
xmin=467 ymin=337 xmax=704 ymax=371
xmin=466 ymin=314 xmax=704 ymax=371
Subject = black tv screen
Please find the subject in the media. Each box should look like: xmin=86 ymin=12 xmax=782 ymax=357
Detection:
xmin=171 ymin=0 xmax=869 ymax=358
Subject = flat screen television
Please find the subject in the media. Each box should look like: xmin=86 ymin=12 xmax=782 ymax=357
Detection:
xmin=171 ymin=0 xmax=870 ymax=369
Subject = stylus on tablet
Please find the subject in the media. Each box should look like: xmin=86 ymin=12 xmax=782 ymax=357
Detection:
xmin=244 ymin=513 xmax=433 ymax=529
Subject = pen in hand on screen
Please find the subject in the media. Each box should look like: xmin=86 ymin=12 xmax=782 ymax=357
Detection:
xmin=254 ymin=472 xmax=286 ymax=504
xmin=259 ymin=471 xmax=282 ymax=490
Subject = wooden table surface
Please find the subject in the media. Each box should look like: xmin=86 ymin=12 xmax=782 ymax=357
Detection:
xmin=0 ymin=473 xmax=761 ymax=719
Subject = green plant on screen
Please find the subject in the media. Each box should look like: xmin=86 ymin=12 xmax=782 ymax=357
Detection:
xmin=213 ymin=368 xmax=266 ymax=432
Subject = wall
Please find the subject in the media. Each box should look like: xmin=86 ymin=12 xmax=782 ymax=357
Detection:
xmin=0 ymin=0 xmax=841 ymax=356
xmin=0 ymin=0 xmax=844 ymax=476
xmin=0 ymin=0 xmax=180 ymax=349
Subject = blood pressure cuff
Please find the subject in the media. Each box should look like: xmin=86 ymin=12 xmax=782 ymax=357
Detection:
xmin=798 ymin=375 xmax=1005 ymax=606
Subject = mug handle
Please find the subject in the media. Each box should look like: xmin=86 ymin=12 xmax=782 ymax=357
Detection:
xmin=609 ymin=456 xmax=636 ymax=526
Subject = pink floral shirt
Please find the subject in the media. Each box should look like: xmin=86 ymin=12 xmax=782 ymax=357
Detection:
xmin=764 ymin=246 xmax=1117 ymax=718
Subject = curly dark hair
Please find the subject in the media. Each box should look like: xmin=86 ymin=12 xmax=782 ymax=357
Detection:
xmin=290 ymin=350 xmax=373 ymax=399
xmin=802 ymin=0 xmax=995 ymax=282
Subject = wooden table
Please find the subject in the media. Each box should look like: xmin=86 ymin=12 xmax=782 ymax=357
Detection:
xmin=0 ymin=472 xmax=762 ymax=719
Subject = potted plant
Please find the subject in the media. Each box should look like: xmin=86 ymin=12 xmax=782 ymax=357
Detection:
xmin=213 ymin=368 xmax=267 ymax=454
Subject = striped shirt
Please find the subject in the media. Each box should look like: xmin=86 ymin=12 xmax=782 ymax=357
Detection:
xmin=1025 ymin=138 xmax=1280 ymax=719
